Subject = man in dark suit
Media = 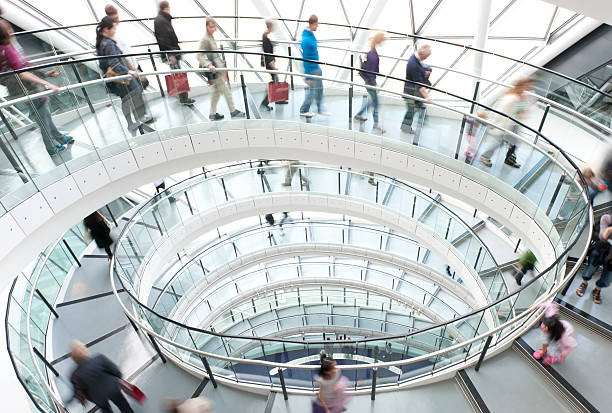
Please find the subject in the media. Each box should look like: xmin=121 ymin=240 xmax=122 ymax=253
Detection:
xmin=153 ymin=0 xmax=195 ymax=105
xmin=70 ymin=340 xmax=134 ymax=412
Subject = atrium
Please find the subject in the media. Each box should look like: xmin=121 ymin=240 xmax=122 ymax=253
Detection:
xmin=0 ymin=0 xmax=611 ymax=412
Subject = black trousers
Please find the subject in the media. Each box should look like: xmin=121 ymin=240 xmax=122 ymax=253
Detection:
xmin=97 ymin=388 xmax=134 ymax=413
xmin=260 ymin=67 xmax=278 ymax=107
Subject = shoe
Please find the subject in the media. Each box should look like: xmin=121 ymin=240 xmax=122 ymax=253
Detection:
xmin=281 ymin=181 xmax=292 ymax=186
xmin=400 ymin=124 xmax=413 ymax=134
xmin=48 ymin=144 xmax=66 ymax=156
xmin=504 ymin=157 xmax=521 ymax=168
xmin=593 ymin=287 xmax=602 ymax=304
xmin=465 ymin=156 xmax=473 ymax=164
xmin=260 ymin=104 xmax=273 ymax=111
xmin=209 ymin=113 xmax=224 ymax=121
xmin=140 ymin=114 xmax=155 ymax=124
xmin=533 ymin=347 xmax=547 ymax=360
xmin=479 ymin=157 xmax=492 ymax=167
xmin=318 ymin=111 xmax=332 ymax=116
xmin=300 ymin=112 xmax=315 ymax=118
xmin=354 ymin=115 xmax=367 ymax=122
xmin=576 ymin=280 xmax=587 ymax=297
xmin=231 ymin=109 xmax=245 ymax=118
xmin=127 ymin=122 xmax=141 ymax=132
xmin=514 ymin=273 xmax=522 ymax=286
xmin=373 ymin=125 xmax=385 ymax=133
xmin=61 ymin=135 xmax=75 ymax=145
xmin=276 ymin=100 xmax=289 ymax=104
xmin=368 ymin=178 xmax=376 ymax=186
xmin=180 ymin=98 xmax=195 ymax=105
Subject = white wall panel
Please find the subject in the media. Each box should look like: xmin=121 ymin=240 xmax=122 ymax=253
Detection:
xmin=329 ymin=137 xmax=355 ymax=157
xmin=103 ymin=151 xmax=139 ymax=181
xmin=274 ymin=129 xmax=301 ymax=147
xmin=355 ymin=142 xmax=382 ymax=164
xmin=41 ymin=175 xmax=82 ymax=213
xmin=191 ymin=131 xmax=221 ymax=153
xmin=459 ymin=177 xmax=487 ymax=205
xmin=133 ymin=142 xmax=167 ymax=169
xmin=407 ymin=156 xmax=434 ymax=180
xmin=246 ymin=129 xmax=275 ymax=147
xmin=301 ymin=132 xmax=328 ymax=152
xmin=10 ymin=192 xmax=54 ymax=235
xmin=0 ymin=213 xmax=26 ymax=258
xmin=72 ymin=162 xmax=111 ymax=196
xmin=484 ymin=190 xmax=513 ymax=220
xmin=433 ymin=166 xmax=461 ymax=192
xmin=381 ymin=149 xmax=407 ymax=169
xmin=219 ymin=130 xmax=248 ymax=149
xmin=161 ymin=135 xmax=194 ymax=161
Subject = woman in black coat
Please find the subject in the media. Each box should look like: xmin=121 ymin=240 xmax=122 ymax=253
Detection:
xmin=83 ymin=211 xmax=113 ymax=258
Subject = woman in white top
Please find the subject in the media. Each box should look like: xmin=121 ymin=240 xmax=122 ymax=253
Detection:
xmin=479 ymin=77 xmax=534 ymax=169
xmin=313 ymin=358 xmax=348 ymax=413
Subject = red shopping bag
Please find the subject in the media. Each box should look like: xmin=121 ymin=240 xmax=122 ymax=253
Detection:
xmin=268 ymin=81 xmax=289 ymax=103
xmin=119 ymin=379 xmax=147 ymax=404
xmin=165 ymin=72 xmax=190 ymax=96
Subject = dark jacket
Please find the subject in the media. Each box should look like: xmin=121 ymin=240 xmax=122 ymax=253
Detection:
xmin=71 ymin=355 xmax=122 ymax=406
xmin=97 ymin=37 xmax=129 ymax=75
xmin=154 ymin=11 xmax=180 ymax=58
xmin=359 ymin=49 xmax=379 ymax=85
xmin=403 ymin=53 xmax=426 ymax=96
xmin=84 ymin=215 xmax=113 ymax=250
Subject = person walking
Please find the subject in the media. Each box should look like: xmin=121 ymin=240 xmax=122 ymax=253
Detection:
xmin=69 ymin=340 xmax=134 ymax=412
xmin=514 ymin=249 xmax=536 ymax=286
xmin=576 ymin=214 xmax=612 ymax=304
xmin=299 ymin=15 xmax=328 ymax=118
xmin=96 ymin=16 xmax=148 ymax=133
xmin=478 ymin=77 xmax=534 ymax=169
xmin=533 ymin=303 xmax=576 ymax=365
xmin=154 ymin=1 xmax=195 ymax=106
xmin=197 ymin=17 xmax=245 ymax=121
xmin=312 ymin=357 xmax=349 ymax=413
xmin=354 ymin=31 xmax=385 ymax=133
xmin=401 ymin=44 xmax=432 ymax=134
xmin=259 ymin=18 xmax=288 ymax=110
xmin=0 ymin=20 xmax=74 ymax=156
xmin=83 ymin=211 xmax=114 ymax=259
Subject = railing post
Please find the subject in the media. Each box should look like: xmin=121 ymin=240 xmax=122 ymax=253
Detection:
xmin=546 ymin=175 xmax=566 ymax=215
xmin=201 ymin=355 xmax=218 ymax=389
xmin=278 ymin=368 xmax=289 ymax=400
xmin=240 ymin=73 xmax=250 ymax=119
xmin=349 ymin=54 xmax=354 ymax=129
xmin=474 ymin=335 xmax=493 ymax=372
xmin=62 ymin=240 xmax=81 ymax=267
xmin=33 ymin=347 xmax=59 ymax=377
xmin=184 ymin=191 xmax=194 ymax=214
xmin=146 ymin=333 xmax=167 ymax=364
xmin=69 ymin=58 xmax=95 ymax=114
xmin=0 ymin=109 xmax=28 ymax=183
xmin=370 ymin=367 xmax=377 ymax=400
xmin=454 ymin=81 xmax=480 ymax=159
xmin=535 ymin=104 xmax=550 ymax=145
xmin=105 ymin=204 xmax=118 ymax=227
xmin=148 ymin=47 xmax=165 ymax=98
xmin=287 ymin=47 xmax=295 ymax=91
xmin=35 ymin=289 xmax=59 ymax=318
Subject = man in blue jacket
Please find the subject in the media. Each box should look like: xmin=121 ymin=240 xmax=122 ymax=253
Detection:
xmin=299 ymin=15 xmax=327 ymax=118
xmin=401 ymin=44 xmax=432 ymax=133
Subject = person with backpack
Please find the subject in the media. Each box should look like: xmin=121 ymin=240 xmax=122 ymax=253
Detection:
xmin=533 ymin=302 xmax=576 ymax=365
xmin=0 ymin=20 xmax=74 ymax=156
xmin=354 ymin=31 xmax=385 ymax=133
xmin=576 ymin=214 xmax=612 ymax=304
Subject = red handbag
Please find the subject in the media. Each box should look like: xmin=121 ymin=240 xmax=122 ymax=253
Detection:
xmin=165 ymin=72 xmax=190 ymax=96
xmin=268 ymin=81 xmax=289 ymax=103
xmin=119 ymin=379 xmax=147 ymax=404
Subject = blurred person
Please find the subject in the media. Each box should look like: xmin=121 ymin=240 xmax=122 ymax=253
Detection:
xmin=96 ymin=16 xmax=148 ymax=132
xmin=83 ymin=210 xmax=114 ymax=259
xmin=463 ymin=111 xmax=487 ymax=163
xmin=514 ymin=249 xmax=536 ymax=286
xmin=282 ymin=160 xmax=309 ymax=187
xmin=478 ymin=77 xmax=535 ymax=169
xmin=400 ymin=44 xmax=432 ymax=134
xmin=259 ymin=18 xmax=288 ymax=110
xmin=576 ymin=214 xmax=612 ymax=304
xmin=354 ymin=31 xmax=385 ymax=133
xmin=533 ymin=303 xmax=576 ymax=365
xmin=154 ymin=1 xmax=195 ymax=105
xmin=582 ymin=167 xmax=606 ymax=205
xmin=197 ymin=17 xmax=245 ymax=121
xmin=299 ymin=15 xmax=328 ymax=118
xmin=69 ymin=340 xmax=134 ymax=412
xmin=313 ymin=357 xmax=349 ymax=413
xmin=0 ymin=20 xmax=74 ymax=156
xmin=165 ymin=397 xmax=214 ymax=413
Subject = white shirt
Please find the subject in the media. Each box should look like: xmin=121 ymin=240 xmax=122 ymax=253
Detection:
xmin=113 ymin=25 xmax=137 ymax=70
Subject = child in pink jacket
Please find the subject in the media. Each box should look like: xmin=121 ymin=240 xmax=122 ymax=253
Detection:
xmin=533 ymin=302 xmax=576 ymax=365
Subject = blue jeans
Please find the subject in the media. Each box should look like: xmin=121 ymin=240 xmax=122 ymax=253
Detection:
xmin=300 ymin=68 xmax=324 ymax=113
xmin=582 ymin=262 xmax=611 ymax=288
xmin=356 ymin=86 xmax=379 ymax=124
xmin=28 ymin=98 xmax=64 ymax=153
